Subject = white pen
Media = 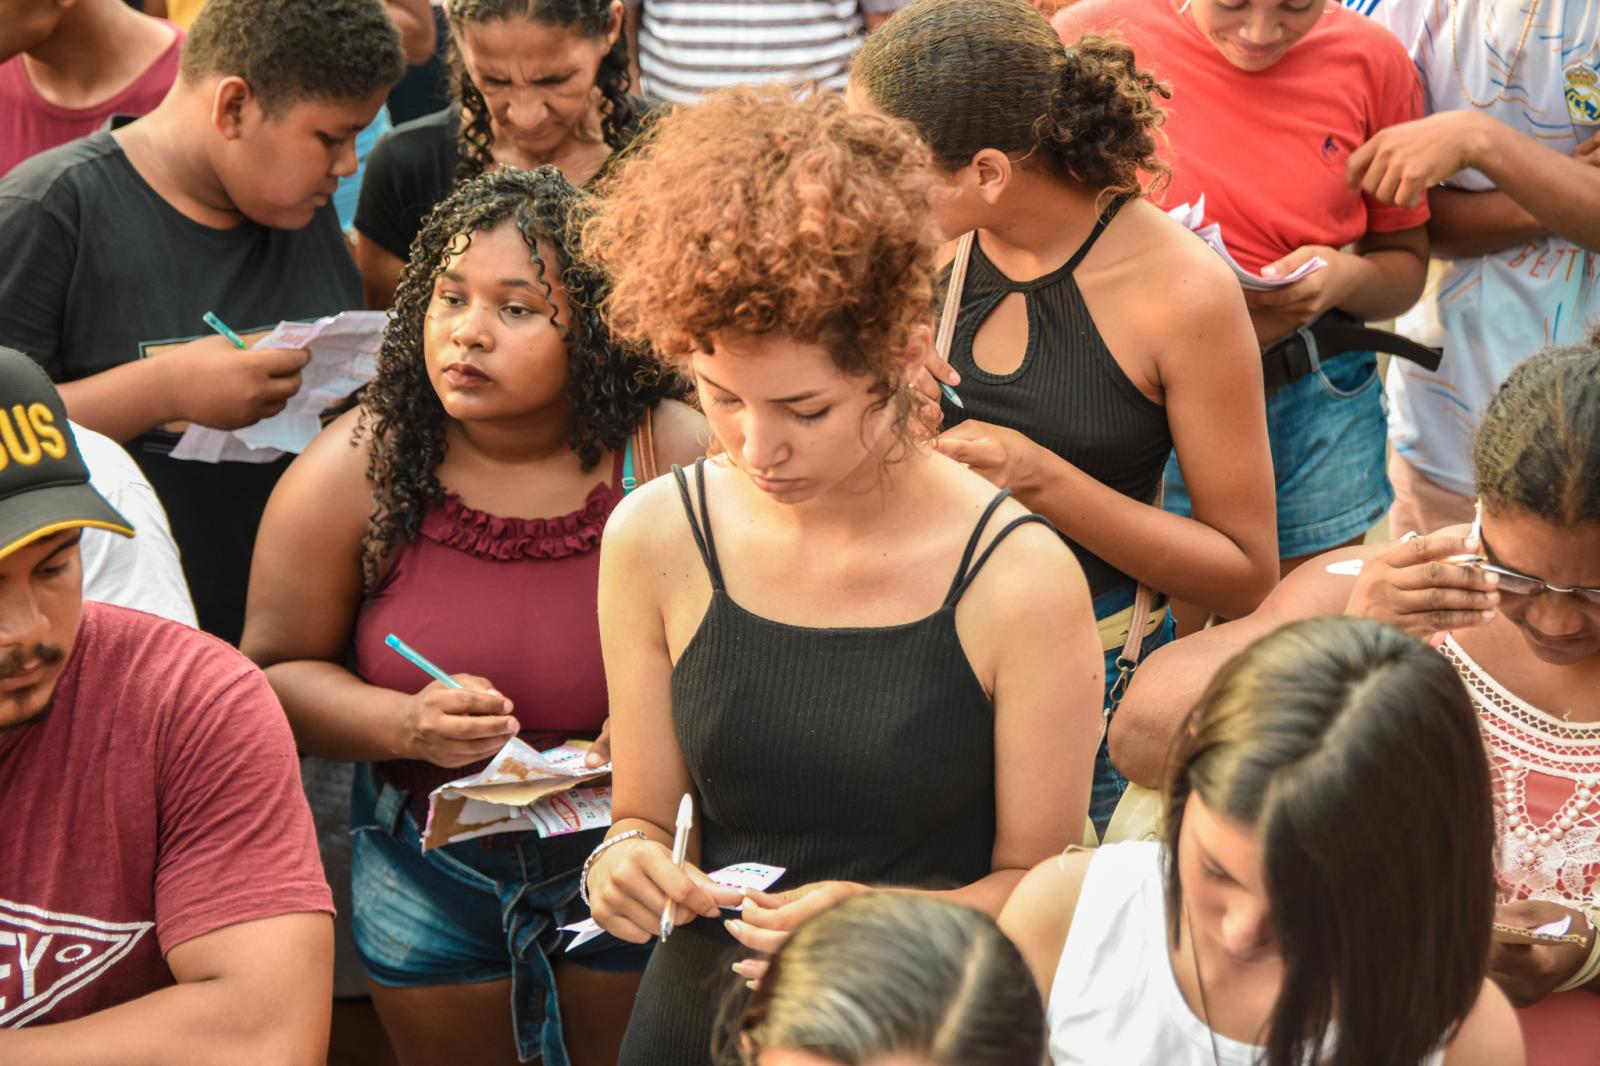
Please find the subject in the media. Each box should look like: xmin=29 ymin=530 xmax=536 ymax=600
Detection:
xmin=660 ymin=793 xmax=693 ymax=941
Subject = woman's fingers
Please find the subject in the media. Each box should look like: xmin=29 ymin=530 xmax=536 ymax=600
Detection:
xmin=726 ymin=917 xmax=789 ymax=954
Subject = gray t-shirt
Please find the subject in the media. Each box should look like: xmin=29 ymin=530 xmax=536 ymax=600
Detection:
xmin=0 ymin=131 xmax=362 ymax=643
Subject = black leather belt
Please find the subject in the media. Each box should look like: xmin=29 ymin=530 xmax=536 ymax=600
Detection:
xmin=1261 ymin=310 xmax=1443 ymax=392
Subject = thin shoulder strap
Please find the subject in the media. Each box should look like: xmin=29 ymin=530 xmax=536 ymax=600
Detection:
xmin=670 ymin=457 xmax=724 ymax=590
xmin=945 ymin=490 xmax=1052 ymax=606
xmin=1064 ymin=194 xmax=1132 ymax=273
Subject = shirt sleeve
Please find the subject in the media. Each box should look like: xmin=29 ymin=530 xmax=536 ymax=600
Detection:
xmin=353 ymin=126 xmax=422 ymax=261
xmin=0 ymin=193 xmax=75 ymax=379
xmin=153 ymin=654 xmax=333 ymax=954
xmin=1363 ymin=30 xmax=1432 ymax=232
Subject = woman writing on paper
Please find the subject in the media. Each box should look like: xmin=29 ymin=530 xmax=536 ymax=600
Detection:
xmin=580 ymin=87 xmax=1104 ymax=1065
xmin=1111 ymin=337 xmax=1600 ymax=1063
xmin=1055 ymin=0 xmax=1433 ymax=587
xmin=243 ymin=167 xmax=705 ymax=1066
xmin=848 ymin=0 xmax=1277 ymax=831
xmin=1001 ymin=617 xmax=1525 ymax=1064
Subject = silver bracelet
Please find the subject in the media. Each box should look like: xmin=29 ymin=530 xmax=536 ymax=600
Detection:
xmin=580 ymin=830 xmax=648 ymax=908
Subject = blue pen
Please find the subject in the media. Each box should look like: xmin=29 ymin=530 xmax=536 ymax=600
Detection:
xmin=384 ymin=633 xmax=463 ymax=689
xmin=939 ymin=382 xmax=965 ymax=409
xmin=202 ymin=311 xmax=248 ymax=349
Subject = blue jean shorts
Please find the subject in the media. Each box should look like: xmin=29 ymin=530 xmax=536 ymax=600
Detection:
xmin=1164 ymin=349 xmax=1391 ymax=558
xmin=349 ymin=764 xmax=652 ymax=1064
xmin=1090 ymin=582 xmax=1176 ymax=834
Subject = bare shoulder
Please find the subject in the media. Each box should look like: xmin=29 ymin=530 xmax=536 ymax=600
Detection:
xmin=998 ymin=848 xmax=1097 ymax=1002
xmin=271 ymin=407 xmax=373 ymax=531
xmin=1442 ymin=979 xmax=1525 ymax=1066
xmin=648 ymin=397 xmax=709 ymax=470
xmin=1118 ymin=203 xmax=1249 ymax=321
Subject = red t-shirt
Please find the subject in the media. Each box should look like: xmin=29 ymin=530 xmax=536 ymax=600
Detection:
xmin=1058 ymin=0 xmax=1429 ymax=273
xmin=0 ymin=603 xmax=332 ymax=1027
xmin=0 ymin=22 xmax=183 ymax=178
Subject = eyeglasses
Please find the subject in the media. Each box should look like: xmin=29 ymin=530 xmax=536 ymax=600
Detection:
xmin=1468 ymin=504 xmax=1600 ymax=609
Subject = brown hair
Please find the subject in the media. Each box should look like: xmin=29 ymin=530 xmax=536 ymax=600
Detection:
xmin=582 ymin=86 xmax=938 ymax=439
xmin=851 ymin=0 xmax=1168 ymax=199
xmin=1474 ymin=329 xmax=1600 ymax=525
xmin=720 ymin=892 xmax=1046 ymax=1066
xmin=1163 ymin=617 xmax=1495 ymax=1066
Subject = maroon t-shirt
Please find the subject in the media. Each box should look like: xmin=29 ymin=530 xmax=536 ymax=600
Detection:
xmin=0 ymin=602 xmax=332 ymax=1027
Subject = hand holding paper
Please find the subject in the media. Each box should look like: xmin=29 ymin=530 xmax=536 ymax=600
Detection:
xmin=1167 ymin=196 xmax=1328 ymax=292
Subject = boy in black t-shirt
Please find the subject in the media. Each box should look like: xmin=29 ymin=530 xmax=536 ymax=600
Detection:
xmin=0 ymin=0 xmax=406 ymax=643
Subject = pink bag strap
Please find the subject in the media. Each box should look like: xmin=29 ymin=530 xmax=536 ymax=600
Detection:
xmin=1108 ymin=481 xmax=1165 ymax=712
xmin=934 ymin=231 xmax=977 ymax=364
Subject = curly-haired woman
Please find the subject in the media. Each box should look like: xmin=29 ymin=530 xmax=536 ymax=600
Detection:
xmin=353 ymin=0 xmax=642 ymax=309
xmin=1054 ymin=0 xmax=1433 ymax=594
xmin=578 ymin=86 xmax=1105 ymax=1065
xmin=849 ymin=0 xmax=1277 ymax=832
xmin=242 ymin=166 xmax=704 ymax=1066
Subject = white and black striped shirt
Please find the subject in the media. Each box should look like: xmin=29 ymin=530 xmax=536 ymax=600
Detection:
xmin=627 ymin=0 xmax=906 ymax=104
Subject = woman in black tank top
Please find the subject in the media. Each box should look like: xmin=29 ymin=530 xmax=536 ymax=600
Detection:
xmin=852 ymin=0 xmax=1278 ymax=828
xmin=579 ymin=89 xmax=1105 ymax=1065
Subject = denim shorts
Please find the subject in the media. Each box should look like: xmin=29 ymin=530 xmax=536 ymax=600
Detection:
xmin=1164 ymin=349 xmax=1391 ymax=558
xmin=1091 ymin=582 xmax=1176 ymax=835
xmin=349 ymin=764 xmax=652 ymax=1064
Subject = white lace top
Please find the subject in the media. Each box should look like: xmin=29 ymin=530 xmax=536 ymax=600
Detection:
xmin=1440 ymin=635 xmax=1600 ymax=906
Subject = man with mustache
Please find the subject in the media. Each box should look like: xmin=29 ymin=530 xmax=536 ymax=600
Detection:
xmin=0 ymin=350 xmax=335 ymax=1063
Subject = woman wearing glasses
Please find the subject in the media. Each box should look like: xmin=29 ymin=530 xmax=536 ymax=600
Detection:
xmin=1108 ymin=336 xmax=1600 ymax=1063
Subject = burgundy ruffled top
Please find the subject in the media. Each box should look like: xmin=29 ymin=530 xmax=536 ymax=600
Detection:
xmin=353 ymin=452 xmax=625 ymax=801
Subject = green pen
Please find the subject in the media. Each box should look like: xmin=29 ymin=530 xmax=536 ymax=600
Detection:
xmin=202 ymin=311 xmax=248 ymax=349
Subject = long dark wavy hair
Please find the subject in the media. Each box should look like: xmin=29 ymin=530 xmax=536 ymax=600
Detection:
xmin=356 ymin=165 xmax=677 ymax=591
xmin=446 ymin=0 xmax=635 ymax=183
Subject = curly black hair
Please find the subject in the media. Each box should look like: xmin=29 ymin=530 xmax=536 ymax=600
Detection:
xmin=445 ymin=0 xmax=636 ymax=184
xmin=182 ymin=0 xmax=406 ymax=115
xmin=355 ymin=165 xmax=678 ymax=591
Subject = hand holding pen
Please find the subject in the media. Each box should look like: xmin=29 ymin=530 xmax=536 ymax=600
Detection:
xmin=1345 ymin=528 xmax=1502 ymax=641
xmin=384 ymin=633 xmax=519 ymax=768
xmin=584 ymin=802 xmax=743 ymax=945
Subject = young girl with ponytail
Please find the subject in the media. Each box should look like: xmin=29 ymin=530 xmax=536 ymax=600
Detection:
xmin=850 ymin=0 xmax=1278 ymax=831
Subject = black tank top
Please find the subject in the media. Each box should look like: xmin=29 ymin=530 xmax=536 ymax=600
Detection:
xmin=941 ymin=197 xmax=1170 ymax=599
xmin=617 ymin=459 xmax=1049 ymax=1065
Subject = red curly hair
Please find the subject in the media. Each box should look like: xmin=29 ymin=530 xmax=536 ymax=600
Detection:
xmin=582 ymin=86 xmax=938 ymax=421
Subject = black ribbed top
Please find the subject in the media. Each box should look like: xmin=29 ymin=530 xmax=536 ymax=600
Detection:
xmin=940 ymin=197 xmax=1170 ymax=598
xmin=617 ymin=459 xmax=1046 ymax=1065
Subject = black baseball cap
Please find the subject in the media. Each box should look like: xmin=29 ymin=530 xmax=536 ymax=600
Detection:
xmin=0 ymin=348 xmax=133 ymax=560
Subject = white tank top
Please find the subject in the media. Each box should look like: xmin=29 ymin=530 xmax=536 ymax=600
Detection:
xmin=1047 ymin=841 xmax=1447 ymax=1065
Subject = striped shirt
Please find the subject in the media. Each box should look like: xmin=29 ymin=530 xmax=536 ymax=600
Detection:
xmin=627 ymin=0 xmax=905 ymax=104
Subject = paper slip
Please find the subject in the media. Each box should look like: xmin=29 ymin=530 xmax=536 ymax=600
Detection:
xmin=172 ymin=310 xmax=388 ymax=463
xmin=1168 ymin=196 xmax=1327 ymax=292
xmin=523 ymin=785 xmax=613 ymax=838
xmin=421 ymin=738 xmax=610 ymax=851
xmin=1324 ymin=559 xmax=1365 ymax=576
xmin=561 ymin=863 xmax=787 ymax=951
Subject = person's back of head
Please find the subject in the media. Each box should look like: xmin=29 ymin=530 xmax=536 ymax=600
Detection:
xmin=1164 ymin=616 xmax=1496 ymax=1066
xmin=850 ymin=0 xmax=1168 ymax=200
xmin=724 ymin=892 xmax=1046 ymax=1066
xmin=1474 ymin=330 xmax=1600 ymax=529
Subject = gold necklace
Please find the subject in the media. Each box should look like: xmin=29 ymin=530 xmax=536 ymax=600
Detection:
xmin=1450 ymin=0 xmax=1543 ymax=109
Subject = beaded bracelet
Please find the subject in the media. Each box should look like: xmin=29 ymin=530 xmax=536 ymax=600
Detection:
xmin=1554 ymin=907 xmax=1600 ymax=994
xmin=580 ymin=830 xmax=648 ymax=908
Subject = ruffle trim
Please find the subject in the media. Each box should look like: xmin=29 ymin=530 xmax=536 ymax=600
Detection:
xmin=421 ymin=484 xmax=617 ymax=561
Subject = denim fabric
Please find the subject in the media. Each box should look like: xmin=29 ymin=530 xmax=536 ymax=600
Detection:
xmin=1090 ymin=583 xmax=1176 ymax=834
xmin=1165 ymin=349 xmax=1391 ymax=557
xmin=349 ymin=764 xmax=651 ymax=1063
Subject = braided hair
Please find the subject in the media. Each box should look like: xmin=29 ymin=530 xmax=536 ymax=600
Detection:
xmin=356 ymin=165 xmax=677 ymax=591
xmin=446 ymin=0 xmax=635 ymax=183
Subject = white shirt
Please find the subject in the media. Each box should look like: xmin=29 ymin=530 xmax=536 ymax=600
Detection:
xmin=72 ymin=422 xmax=197 ymax=626
xmin=1047 ymin=842 xmax=1446 ymax=1066
xmin=1348 ymin=0 xmax=1600 ymax=496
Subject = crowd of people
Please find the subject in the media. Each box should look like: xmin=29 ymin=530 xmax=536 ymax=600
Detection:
xmin=0 ymin=0 xmax=1594 ymax=1064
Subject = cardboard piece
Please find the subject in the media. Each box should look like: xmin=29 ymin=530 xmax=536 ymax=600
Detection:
xmin=421 ymin=738 xmax=610 ymax=851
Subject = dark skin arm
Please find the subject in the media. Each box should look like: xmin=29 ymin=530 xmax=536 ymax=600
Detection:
xmin=355 ymin=233 xmax=407 ymax=311
xmin=385 ymin=0 xmax=439 ymax=65
xmin=240 ymin=407 xmax=518 ymax=765
xmin=1108 ymin=528 xmax=1500 ymax=785
xmin=0 ymin=914 xmax=332 ymax=1066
